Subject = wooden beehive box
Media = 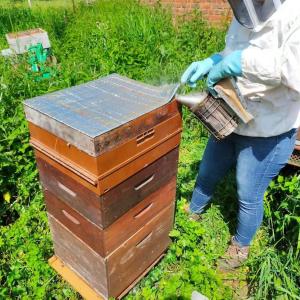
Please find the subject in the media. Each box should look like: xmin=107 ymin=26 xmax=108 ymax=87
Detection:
xmin=296 ymin=128 xmax=300 ymax=148
xmin=6 ymin=28 xmax=51 ymax=54
xmin=24 ymin=74 xmax=182 ymax=194
xmin=24 ymin=74 xmax=182 ymax=299
xmin=37 ymin=147 xmax=179 ymax=229
xmin=48 ymin=202 xmax=175 ymax=299
xmin=288 ymin=128 xmax=300 ymax=167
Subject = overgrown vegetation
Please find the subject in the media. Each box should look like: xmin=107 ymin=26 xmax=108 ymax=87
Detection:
xmin=0 ymin=1 xmax=299 ymax=299
xmin=248 ymin=174 xmax=300 ymax=299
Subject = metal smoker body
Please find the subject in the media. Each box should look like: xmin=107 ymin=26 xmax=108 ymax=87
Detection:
xmin=176 ymin=78 xmax=254 ymax=139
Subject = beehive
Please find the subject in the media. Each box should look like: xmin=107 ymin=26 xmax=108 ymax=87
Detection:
xmin=288 ymin=128 xmax=300 ymax=167
xmin=24 ymin=74 xmax=182 ymax=299
xmin=6 ymin=28 xmax=51 ymax=54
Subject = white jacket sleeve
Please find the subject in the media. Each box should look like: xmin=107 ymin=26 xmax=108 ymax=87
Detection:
xmin=281 ymin=25 xmax=300 ymax=93
xmin=242 ymin=24 xmax=300 ymax=93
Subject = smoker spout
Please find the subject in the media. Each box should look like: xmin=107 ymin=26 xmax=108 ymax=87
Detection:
xmin=175 ymin=92 xmax=208 ymax=108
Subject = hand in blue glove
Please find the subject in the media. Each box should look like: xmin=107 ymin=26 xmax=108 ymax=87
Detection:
xmin=181 ymin=54 xmax=223 ymax=88
xmin=207 ymin=50 xmax=243 ymax=95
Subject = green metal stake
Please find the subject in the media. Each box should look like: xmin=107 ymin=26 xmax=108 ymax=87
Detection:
xmin=28 ymin=43 xmax=53 ymax=81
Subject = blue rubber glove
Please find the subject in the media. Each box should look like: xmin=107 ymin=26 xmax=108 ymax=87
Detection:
xmin=207 ymin=50 xmax=243 ymax=95
xmin=181 ymin=54 xmax=223 ymax=88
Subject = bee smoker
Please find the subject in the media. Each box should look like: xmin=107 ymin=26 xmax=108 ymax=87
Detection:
xmin=176 ymin=78 xmax=254 ymax=140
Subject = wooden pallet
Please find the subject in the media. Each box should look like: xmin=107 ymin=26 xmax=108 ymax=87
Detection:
xmin=49 ymin=254 xmax=164 ymax=300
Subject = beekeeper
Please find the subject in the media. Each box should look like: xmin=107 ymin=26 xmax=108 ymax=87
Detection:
xmin=181 ymin=0 xmax=300 ymax=270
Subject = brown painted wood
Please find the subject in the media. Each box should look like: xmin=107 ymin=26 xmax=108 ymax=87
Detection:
xmin=107 ymin=203 xmax=174 ymax=297
xmin=34 ymin=132 xmax=181 ymax=195
xmin=48 ymin=203 xmax=174 ymax=299
xmin=49 ymin=254 xmax=164 ymax=300
xmin=37 ymin=147 xmax=179 ymax=228
xmin=116 ymin=253 xmax=165 ymax=299
xmin=99 ymin=148 xmax=178 ymax=226
xmin=28 ymin=108 xmax=182 ymax=181
xmin=49 ymin=256 xmax=104 ymax=300
xmin=44 ymin=177 xmax=176 ymax=256
xmin=93 ymin=100 xmax=181 ymax=154
xmin=29 ymin=100 xmax=180 ymax=156
xmin=49 ymin=213 xmax=108 ymax=298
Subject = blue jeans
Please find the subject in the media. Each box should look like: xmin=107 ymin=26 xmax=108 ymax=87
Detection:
xmin=190 ymin=129 xmax=297 ymax=246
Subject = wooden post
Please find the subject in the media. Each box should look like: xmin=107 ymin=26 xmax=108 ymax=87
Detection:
xmin=28 ymin=0 xmax=32 ymax=8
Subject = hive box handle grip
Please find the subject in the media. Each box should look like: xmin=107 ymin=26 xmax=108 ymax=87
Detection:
xmin=62 ymin=210 xmax=80 ymax=225
xmin=136 ymin=128 xmax=155 ymax=145
xmin=136 ymin=232 xmax=153 ymax=248
xmin=57 ymin=182 xmax=77 ymax=198
xmin=134 ymin=174 xmax=155 ymax=191
xmin=134 ymin=203 xmax=153 ymax=219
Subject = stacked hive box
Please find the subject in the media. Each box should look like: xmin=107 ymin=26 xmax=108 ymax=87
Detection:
xmin=289 ymin=128 xmax=300 ymax=167
xmin=24 ymin=74 xmax=182 ymax=299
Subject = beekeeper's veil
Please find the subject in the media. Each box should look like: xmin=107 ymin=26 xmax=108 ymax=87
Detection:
xmin=227 ymin=0 xmax=285 ymax=30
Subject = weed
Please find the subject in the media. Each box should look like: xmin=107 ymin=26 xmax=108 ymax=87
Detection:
xmin=0 ymin=1 xmax=299 ymax=299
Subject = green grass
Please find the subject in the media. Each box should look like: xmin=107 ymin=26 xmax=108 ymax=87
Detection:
xmin=0 ymin=1 xmax=299 ymax=299
xmin=0 ymin=0 xmax=81 ymax=9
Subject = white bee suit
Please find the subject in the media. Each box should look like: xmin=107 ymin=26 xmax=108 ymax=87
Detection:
xmin=222 ymin=0 xmax=300 ymax=137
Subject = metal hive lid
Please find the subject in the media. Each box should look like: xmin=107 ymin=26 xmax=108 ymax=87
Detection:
xmin=24 ymin=74 xmax=178 ymax=138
